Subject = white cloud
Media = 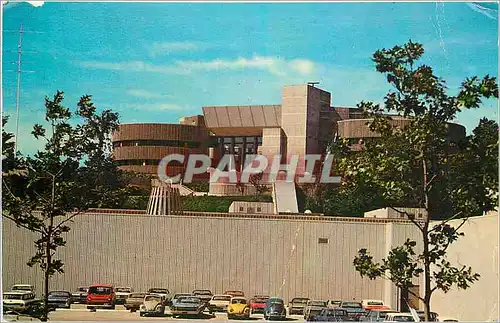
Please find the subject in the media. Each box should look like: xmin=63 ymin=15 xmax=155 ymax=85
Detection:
xmin=149 ymin=41 xmax=201 ymax=57
xmin=466 ymin=3 xmax=497 ymax=20
xmin=126 ymin=89 xmax=167 ymax=99
xmin=289 ymin=59 xmax=316 ymax=75
xmin=79 ymin=56 xmax=317 ymax=77
xmin=78 ymin=60 xmax=189 ymax=75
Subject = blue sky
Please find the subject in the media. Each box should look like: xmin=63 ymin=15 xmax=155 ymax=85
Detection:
xmin=2 ymin=2 xmax=498 ymax=155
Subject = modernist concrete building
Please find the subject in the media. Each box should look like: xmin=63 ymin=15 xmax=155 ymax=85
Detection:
xmin=112 ymin=84 xmax=466 ymax=191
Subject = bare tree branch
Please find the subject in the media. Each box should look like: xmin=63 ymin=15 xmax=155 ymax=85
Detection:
xmin=389 ymin=206 xmax=425 ymax=232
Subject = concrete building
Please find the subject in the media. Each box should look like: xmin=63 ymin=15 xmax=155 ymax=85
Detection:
xmin=3 ymin=211 xmax=497 ymax=321
xmin=111 ymin=84 xmax=466 ymax=193
xmin=364 ymin=207 xmax=428 ymax=221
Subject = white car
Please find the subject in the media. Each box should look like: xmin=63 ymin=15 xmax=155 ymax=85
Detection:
xmin=3 ymin=291 xmax=37 ymax=312
xmin=115 ymin=287 xmax=133 ymax=304
xmin=11 ymin=284 xmax=35 ymax=294
xmin=207 ymin=294 xmax=232 ymax=313
xmin=383 ymin=313 xmax=416 ymax=322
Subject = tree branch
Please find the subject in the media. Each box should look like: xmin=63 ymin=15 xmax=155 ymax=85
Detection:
xmin=389 ymin=206 xmax=424 ymax=232
xmin=53 ymin=210 xmax=87 ymax=232
xmin=428 ymin=211 xmax=465 ymax=233
xmin=2 ymin=213 xmax=43 ymax=233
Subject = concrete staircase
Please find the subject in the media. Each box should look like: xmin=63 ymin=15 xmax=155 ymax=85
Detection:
xmin=272 ymin=182 xmax=299 ymax=214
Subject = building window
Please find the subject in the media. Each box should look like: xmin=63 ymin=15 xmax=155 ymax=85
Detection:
xmin=247 ymin=207 xmax=254 ymax=213
xmin=257 ymin=207 xmax=262 ymax=212
xmin=318 ymin=238 xmax=329 ymax=244
xmin=239 ymin=206 xmax=244 ymax=212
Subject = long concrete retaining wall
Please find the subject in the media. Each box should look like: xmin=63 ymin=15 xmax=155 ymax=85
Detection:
xmin=3 ymin=211 xmax=497 ymax=321
xmin=2 ymin=212 xmax=419 ymax=309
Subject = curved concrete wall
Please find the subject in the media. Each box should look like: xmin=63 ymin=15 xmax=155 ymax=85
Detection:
xmin=337 ymin=118 xmax=465 ymax=141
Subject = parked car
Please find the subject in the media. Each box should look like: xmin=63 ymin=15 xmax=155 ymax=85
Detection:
xmin=208 ymin=294 xmax=232 ymax=313
xmin=364 ymin=309 xmax=399 ymax=322
xmin=115 ymin=287 xmax=133 ymax=305
xmin=313 ymin=308 xmax=351 ymax=321
xmin=227 ymin=297 xmax=251 ymax=319
xmin=170 ymin=293 xmax=193 ymax=307
xmin=362 ymin=300 xmax=390 ymax=311
xmin=340 ymin=301 xmax=366 ymax=321
xmin=2 ymin=310 xmax=40 ymax=322
xmin=224 ymin=290 xmax=245 ymax=297
xmin=124 ymin=292 xmax=147 ymax=312
xmin=171 ymin=295 xmax=205 ymax=318
xmin=3 ymin=292 xmax=37 ymax=313
xmin=416 ymin=310 xmax=439 ymax=322
xmin=47 ymin=291 xmax=72 ymax=309
xmin=11 ymin=285 xmax=35 ymax=294
xmin=71 ymin=287 xmax=88 ymax=304
xmin=264 ymin=297 xmax=286 ymax=321
xmin=192 ymin=289 xmax=213 ymax=305
xmin=147 ymin=288 xmax=171 ymax=304
xmin=249 ymin=295 xmax=269 ymax=314
xmin=440 ymin=318 xmax=458 ymax=322
xmin=304 ymin=300 xmax=328 ymax=321
xmin=289 ymin=297 xmax=310 ymax=315
xmin=139 ymin=294 xmax=166 ymax=317
xmin=383 ymin=313 xmax=415 ymax=322
xmin=86 ymin=284 xmax=116 ymax=310
xmin=327 ymin=300 xmax=342 ymax=309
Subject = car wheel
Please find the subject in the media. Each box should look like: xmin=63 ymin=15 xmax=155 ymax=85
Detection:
xmin=110 ymin=304 xmax=116 ymax=310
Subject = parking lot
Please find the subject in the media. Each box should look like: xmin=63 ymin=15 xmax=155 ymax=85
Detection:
xmin=48 ymin=304 xmax=305 ymax=321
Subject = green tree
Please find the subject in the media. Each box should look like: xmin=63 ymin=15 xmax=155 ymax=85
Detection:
xmin=2 ymin=91 xmax=124 ymax=321
xmin=338 ymin=41 xmax=498 ymax=320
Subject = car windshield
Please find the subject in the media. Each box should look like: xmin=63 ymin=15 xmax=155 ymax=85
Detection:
xmin=310 ymin=301 xmax=326 ymax=307
xmin=193 ymin=290 xmax=212 ymax=295
xmin=342 ymin=302 xmax=362 ymax=308
xmin=89 ymin=286 xmax=112 ymax=294
xmin=49 ymin=292 xmax=69 ymax=297
xmin=174 ymin=294 xmax=191 ymax=299
xmin=253 ymin=299 xmax=267 ymax=303
xmin=392 ymin=316 xmax=415 ymax=322
xmin=149 ymin=289 xmax=168 ymax=294
xmin=367 ymin=301 xmax=384 ymax=305
xmin=12 ymin=286 xmax=31 ymax=291
xmin=269 ymin=299 xmax=284 ymax=305
xmin=179 ymin=297 xmax=200 ymax=304
xmin=323 ymin=309 xmax=346 ymax=317
xmin=145 ymin=295 xmax=161 ymax=302
xmin=232 ymin=299 xmax=246 ymax=304
xmin=293 ymin=298 xmax=309 ymax=304
xmin=213 ymin=296 xmax=231 ymax=301
xmin=116 ymin=288 xmax=131 ymax=293
xmin=3 ymin=294 xmax=22 ymax=300
xmin=130 ymin=293 xmax=146 ymax=298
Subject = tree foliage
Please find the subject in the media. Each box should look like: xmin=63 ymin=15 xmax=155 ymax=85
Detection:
xmin=336 ymin=41 xmax=498 ymax=320
xmin=2 ymin=91 xmax=129 ymax=320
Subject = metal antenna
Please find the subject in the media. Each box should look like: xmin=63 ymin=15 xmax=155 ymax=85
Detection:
xmin=307 ymin=82 xmax=320 ymax=88
xmin=14 ymin=21 xmax=24 ymax=155
xmin=4 ymin=21 xmax=39 ymax=155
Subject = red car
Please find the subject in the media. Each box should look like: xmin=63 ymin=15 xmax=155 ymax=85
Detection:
xmin=86 ymin=284 xmax=116 ymax=310
xmin=249 ymin=295 xmax=269 ymax=313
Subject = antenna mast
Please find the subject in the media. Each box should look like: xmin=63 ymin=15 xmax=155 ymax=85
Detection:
xmin=14 ymin=21 xmax=24 ymax=155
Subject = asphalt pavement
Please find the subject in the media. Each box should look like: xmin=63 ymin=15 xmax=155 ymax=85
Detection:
xmin=48 ymin=304 xmax=305 ymax=322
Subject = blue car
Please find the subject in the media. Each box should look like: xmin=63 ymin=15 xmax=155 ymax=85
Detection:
xmin=264 ymin=298 xmax=287 ymax=321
